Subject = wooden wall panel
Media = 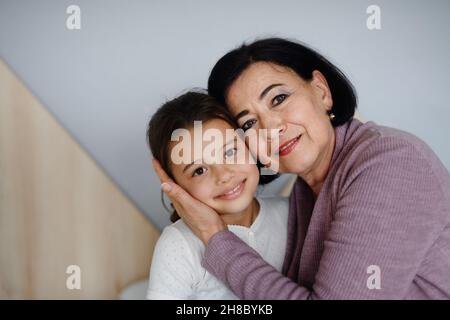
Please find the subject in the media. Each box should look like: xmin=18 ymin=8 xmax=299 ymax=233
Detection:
xmin=0 ymin=59 xmax=160 ymax=299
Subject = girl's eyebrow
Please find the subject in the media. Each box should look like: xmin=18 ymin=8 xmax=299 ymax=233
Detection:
xmin=235 ymin=110 xmax=249 ymax=122
xmin=220 ymin=137 xmax=237 ymax=153
xmin=183 ymin=159 xmax=201 ymax=173
xmin=182 ymin=137 xmax=237 ymax=173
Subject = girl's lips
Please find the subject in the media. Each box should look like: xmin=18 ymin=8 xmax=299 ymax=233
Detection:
xmin=278 ymin=135 xmax=301 ymax=157
xmin=215 ymin=179 xmax=246 ymax=200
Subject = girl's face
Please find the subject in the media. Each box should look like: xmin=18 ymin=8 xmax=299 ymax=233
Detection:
xmin=226 ymin=62 xmax=335 ymax=178
xmin=169 ymin=119 xmax=259 ymax=216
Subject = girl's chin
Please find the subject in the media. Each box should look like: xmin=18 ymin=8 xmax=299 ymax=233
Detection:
xmin=213 ymin=195 xmax=254 ymax=213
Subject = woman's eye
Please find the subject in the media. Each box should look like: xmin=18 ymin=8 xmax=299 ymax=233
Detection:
xmin=224 ymin=147 xmax=237 ymax=159
xmin=192 ymin=167 xmax=207 ymax=177
xmin=242 ymin=119 xmax=257 ymax=132
xmin=272 ymin=94 xmax=287 ymax=106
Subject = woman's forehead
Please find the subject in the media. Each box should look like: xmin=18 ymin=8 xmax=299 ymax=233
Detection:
xmin=226 ymin=62 xmax=300 ymax=106
xmin=226 ymin=62 xmax=302 ymax=115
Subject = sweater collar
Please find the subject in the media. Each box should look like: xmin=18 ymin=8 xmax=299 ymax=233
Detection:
xmin=292 ymin=118 xmax=365 ymax=193
xmin=330 ymin=118 xmax=362 ymax=166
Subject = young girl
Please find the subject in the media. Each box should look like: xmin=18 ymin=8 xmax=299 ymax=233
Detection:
xmin=145 ymin=91 xmax=288 ymax=299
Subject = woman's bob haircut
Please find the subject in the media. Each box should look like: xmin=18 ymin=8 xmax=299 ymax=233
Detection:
xmin=208 ymin=37 xmax=357 ymax=126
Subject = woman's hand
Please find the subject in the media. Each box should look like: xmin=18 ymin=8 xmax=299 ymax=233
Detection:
xmin=152 ymin=159 xmax=227 ymax=245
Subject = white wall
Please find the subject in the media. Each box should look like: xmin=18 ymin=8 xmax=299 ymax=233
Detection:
xmin=1 ymin=0 xmax=449 ymax=229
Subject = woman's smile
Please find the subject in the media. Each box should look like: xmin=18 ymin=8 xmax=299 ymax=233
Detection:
xmin=278 ymin=135 xmax=302 ymax=157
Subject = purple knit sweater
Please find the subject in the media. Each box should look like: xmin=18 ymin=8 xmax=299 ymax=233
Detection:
xmin=202 ymin=119 xmax=450 ymax=299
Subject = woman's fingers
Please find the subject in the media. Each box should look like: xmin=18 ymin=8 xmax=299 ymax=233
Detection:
xmin=152 ymin=159 xmax=174 ymax=184
xmin=152 ymin=159 xmax=187 ymax=213
xmin=152 ymin=158 xmax=226 ymax=244
xmin=161 ymin=180 xmax=191 ymax=208
xmin=152 ymin=158 xmax=201 ymax=218
xmin=160 ymin=179 xmax=226 ymax=244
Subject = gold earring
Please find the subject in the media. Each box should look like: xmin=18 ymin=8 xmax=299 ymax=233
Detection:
xmin=329 ymin=113 xmax=335 ymax=121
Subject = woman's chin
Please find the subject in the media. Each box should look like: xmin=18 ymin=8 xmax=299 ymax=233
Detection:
xmin=279 ymin=155 xmax=311 ymax=175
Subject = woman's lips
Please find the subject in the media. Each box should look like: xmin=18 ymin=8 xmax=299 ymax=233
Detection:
xmin=278 ymin=135 xmax=301 ymax=157
xmin=215 ymin=179 xmax=246 ymax=200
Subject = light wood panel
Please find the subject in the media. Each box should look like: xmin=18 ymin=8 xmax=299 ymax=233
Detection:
xmin=0 ymin=59 xmax=160 ymax=299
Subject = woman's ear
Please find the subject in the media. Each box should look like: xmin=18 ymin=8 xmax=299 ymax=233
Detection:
xmin=311 ymin=70 xmax=333 ymax=111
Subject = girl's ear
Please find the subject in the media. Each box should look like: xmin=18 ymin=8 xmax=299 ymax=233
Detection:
xmin=161 ymin=189 xmax=173 ymax=214
xmin=311 ymin=70 xmax=333 ymax=111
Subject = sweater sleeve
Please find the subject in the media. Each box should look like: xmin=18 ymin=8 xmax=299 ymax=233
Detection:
xmin=202 ymin=137 xmax=448 ymax=299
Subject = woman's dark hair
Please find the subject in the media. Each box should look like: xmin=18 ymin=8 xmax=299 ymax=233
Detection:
xmin=208 ymin=37 xmax=357 ymax=126
xmin=146 ymin=90 xmax=279 ymax=222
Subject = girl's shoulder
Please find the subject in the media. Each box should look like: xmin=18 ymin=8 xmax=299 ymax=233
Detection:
xmin=257 ymin=196 xmax=289 ymax=210
xmin=256 ymin=196 xmax=290 ymax=223
xmin=158 ymin=220 xmax=205 ymax=256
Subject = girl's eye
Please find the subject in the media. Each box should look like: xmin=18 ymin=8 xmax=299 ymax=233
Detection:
xmin=192 ymin=167 xmax=207 ymax=177
xmin=272 ymin=94 xmax=288 ymax=107
xmin=224 ymin=147 xmax=237 ymax=159
xmin=242 ymin=119 xmax=257 ymax=132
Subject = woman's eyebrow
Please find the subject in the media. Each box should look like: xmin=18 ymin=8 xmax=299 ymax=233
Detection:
xmin=259 ymin=83 xmax=283 ymax=100
xmin=234 ymin=83 xmax=284 ymax=122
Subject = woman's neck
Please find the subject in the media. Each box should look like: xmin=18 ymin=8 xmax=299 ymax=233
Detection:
xmin=303 ymin=131 xmax=336 ymax=197
xmin=221 ymin=198 xmax=260 ymax=228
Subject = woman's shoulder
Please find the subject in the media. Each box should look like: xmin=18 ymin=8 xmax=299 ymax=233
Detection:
xmin=361 ymin=121 xmax=431 ymax=151
xmin=344 ymin=119 xmax=429 ymax=154
xmin=341 ymin=119 xmax=447 ymax=175
xmin=336 ymin=119 xmax=450 ymax=199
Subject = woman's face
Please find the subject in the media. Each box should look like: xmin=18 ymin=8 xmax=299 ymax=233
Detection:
xmin=226 ymin=62 xmax=335 ymax=179
xmin=169 ymin=119 xmax=259 ymax=216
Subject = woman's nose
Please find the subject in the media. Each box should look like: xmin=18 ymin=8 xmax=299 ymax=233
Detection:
xmin=259 ymin=113 xmax=286 ymax=141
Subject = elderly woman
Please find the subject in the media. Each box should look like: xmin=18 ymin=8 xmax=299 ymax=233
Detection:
xmin=153 ymin=38 xmax=450 ymax=299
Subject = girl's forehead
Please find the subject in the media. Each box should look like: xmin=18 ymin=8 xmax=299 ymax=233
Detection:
xmin=168 ymin=119 xmax=241 ymax=162
xmin=194 ymin=119 xmax=236 ymax=139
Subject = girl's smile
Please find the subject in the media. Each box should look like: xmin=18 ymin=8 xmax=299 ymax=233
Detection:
xmin=214 ymin=178 xmax=247 ymax=200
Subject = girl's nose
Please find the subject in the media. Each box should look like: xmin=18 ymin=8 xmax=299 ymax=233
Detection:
xmin=216 ymin=166 xmax=235 ymax=185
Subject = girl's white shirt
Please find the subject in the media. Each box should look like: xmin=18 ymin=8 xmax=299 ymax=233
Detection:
xmin=146 ymin=196 xmax=289 ymax=300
